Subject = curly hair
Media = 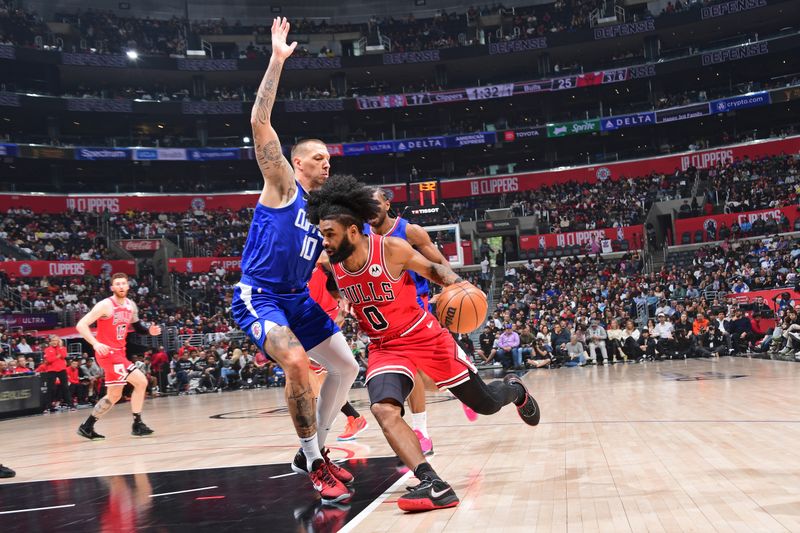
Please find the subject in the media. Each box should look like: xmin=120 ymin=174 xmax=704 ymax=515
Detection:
xmin=306 ymin=174 xmax=381 ymax=227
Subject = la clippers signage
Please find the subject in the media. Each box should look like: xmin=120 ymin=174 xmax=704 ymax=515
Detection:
xmin=0 ymin=260 xmax=136 ymax=278
xmin=1 ymin=137 xmax=798 ymax=208
xmin=168 ymin=257 xmax=241 ymax=273
xmin=65 ymin=197 xmax=122 ymax=213
xmin=469 ymin=177 xmax=520 ymax=196
xmin=438 ymin=135 xmax=800 ymax=199
xmin=678 ymin=148 xmax=736 ymax=171
xmin=118 ymin=240 xmax=160 ymax=252
xmin=519 ymin=226 xmax=644 ymax=251
xmin=674 ymin=206 xmax=799 ymax=241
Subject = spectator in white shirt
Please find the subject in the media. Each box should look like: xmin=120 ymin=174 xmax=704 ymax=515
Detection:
xmin=652 ymin=313 xmax=678 ymax=358
xmin=16 ymin=339 xmax=33 ymax=354
xmin=714 ymin=310 xmax=734 ymax=352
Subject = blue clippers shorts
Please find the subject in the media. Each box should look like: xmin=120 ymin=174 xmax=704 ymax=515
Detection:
xmin=231 ymin=282 xmax=339 ymax=353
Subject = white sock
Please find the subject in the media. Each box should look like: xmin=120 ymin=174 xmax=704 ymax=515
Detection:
xmin=301 ymin=433 xmax=323 ymax=471
xmin=412 ymin=411 xmax=429 ymax=439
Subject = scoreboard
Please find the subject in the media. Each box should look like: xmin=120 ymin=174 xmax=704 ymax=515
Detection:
xmin=411 ymin=181 xmax=438 ymax=206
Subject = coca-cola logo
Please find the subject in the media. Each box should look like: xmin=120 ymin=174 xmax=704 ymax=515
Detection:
xmin=120 ymin=240 xmax=159 ymax=251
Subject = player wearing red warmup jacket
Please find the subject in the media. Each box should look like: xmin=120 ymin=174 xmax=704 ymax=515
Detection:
xmin=42 ymin=335 xmax=71 ymax=411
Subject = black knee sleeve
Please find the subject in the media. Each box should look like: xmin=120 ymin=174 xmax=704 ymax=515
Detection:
xmin=367 ymin=373 xmax=414 ymax=417
xmin=450 ymin=372 xmax=516 ymax=416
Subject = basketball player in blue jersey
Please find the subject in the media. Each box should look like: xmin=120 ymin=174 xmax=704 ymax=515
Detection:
xmin=368 ymin=188 xmax=478 ymax=457
xmin=231 ymin=17 xmax=358 ymax=504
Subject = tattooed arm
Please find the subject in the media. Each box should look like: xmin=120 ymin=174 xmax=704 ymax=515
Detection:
xmin=405 ymin=223 xmax=450 ymax=266
xmin=251 ymin=17 xmax=298 ymax=209
xmin=384 ymin=236 xmax=464 ymax=288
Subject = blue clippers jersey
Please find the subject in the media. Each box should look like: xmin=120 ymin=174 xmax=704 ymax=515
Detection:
xmin=240 ymin=182 xmax=322 ymax=290
xmin=366 ymin=217 xmax=430 ymax=297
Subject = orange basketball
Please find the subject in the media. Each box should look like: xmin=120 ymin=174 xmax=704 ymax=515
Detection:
xmin=435 ymin=282 xmax=488 ymax=334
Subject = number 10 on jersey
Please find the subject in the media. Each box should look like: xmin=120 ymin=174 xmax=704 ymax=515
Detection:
xmin=300 ymin=235 xmax=318 ymax=261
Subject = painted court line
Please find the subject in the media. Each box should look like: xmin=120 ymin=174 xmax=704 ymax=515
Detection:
xmin=149 ymin=485 xmax=218 ymax=498
xmin=268 ymin=472 xmax=299 ymax=479
xmin=0 ymin=504 xmax=76 ymax=515
xmin=338 ymin=470 xmax=413 ymax=533
xmin=268 ymin=456 xmax=387 ymax=479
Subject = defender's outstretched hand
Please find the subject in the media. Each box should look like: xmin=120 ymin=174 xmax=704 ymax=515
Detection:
xmin=271 ymin=17 xmax=297 ymax=61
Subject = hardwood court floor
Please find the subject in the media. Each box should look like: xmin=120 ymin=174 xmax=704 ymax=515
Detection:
xmin=2 ymin=357 xmax=800 ymax=532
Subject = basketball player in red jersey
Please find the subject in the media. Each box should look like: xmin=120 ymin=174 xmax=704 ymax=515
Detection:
xmin=307 ymin=267 xmax=369 ymax=441
xmin=369 ymin=188 xmax=478 ymax=456
xmin=307 ymin=175 xmax=540 ymax=512
xmin=75 ymin=273 xmax=162 ymax=440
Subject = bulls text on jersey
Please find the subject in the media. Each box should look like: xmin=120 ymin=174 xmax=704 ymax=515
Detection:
xmin=338 ymin=282 xmax=396 ymax=305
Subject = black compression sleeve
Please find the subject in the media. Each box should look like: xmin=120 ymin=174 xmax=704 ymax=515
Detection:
xmin=131 ymin=321 xmax=150 ymax=334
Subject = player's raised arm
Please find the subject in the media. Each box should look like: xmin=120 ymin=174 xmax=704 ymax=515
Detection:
xmin=405 ymin=224 xmax=450 ymax=266
xmin=76 ymin=300 xmax=112 ymax=355
xmin=251 ymin=17 xmax=298 ymax=208
xmin=385 ymin=237 xmax=464 ymax=288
